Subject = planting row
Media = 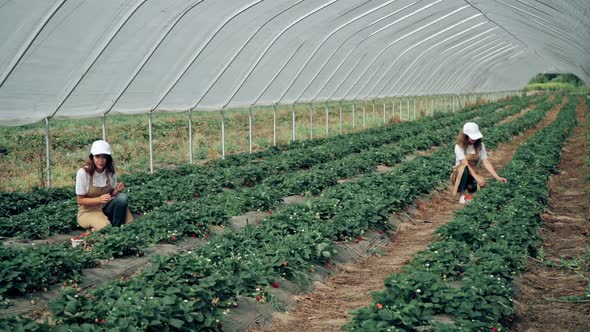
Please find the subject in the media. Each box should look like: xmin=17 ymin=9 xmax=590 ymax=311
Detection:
xmin=0 ymin=95 xmax=560 ymax=330
xmin=0 ymin=96 xmax=542 ymax=240
xmin=344 ymin=97 xmax=578 ymax=331
xmin=0 ymin=96 xmax=559 ymax=300
xmin=1 ymin=97 xmax=536 ymax=219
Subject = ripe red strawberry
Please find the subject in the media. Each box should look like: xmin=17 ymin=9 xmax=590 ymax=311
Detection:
xmin=272 ymin=282 xmax=280 ymax=288
xmin=376 ymin=303 xmax=383 ymax=310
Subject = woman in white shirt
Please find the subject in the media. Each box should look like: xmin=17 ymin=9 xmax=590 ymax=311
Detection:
xmin=450 ymin=122 xmax=507 ymax=204
xmin=75 ymin=140 xmax=134 ymax=231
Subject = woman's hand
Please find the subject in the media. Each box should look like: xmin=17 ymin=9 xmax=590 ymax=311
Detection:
xmin=112 ymin=182 xmax=125 ymax=196
xmin=98 ymin=193 xmax=112 ymax=203
xmin=497 ymin=177 xmax=507 ymax=183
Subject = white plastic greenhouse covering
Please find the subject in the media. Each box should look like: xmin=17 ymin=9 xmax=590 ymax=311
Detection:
xmin=0 ymin=0 xmax=588 ymax=127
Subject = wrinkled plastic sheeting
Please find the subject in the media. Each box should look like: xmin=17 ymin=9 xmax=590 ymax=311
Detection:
xmin=0 ymin=0 xmax=588 ymax=126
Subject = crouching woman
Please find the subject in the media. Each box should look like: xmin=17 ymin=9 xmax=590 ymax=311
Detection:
xmin=450 ymin=122 xmax=507 ymax=204
xmin=75 ymin=140 xmax=134 ymax=231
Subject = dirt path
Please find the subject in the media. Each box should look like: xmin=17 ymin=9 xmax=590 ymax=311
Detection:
xmin=511 ymin=96 xmax=590 ymax=332
xmin=251 ymin=99 xmax=567 ymax=332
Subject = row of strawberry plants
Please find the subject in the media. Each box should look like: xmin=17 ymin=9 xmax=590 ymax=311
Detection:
xmin=263 ymin=97 xmax=549 ymax=196
xmin=0 ymin=96 xmax=553 ymax=299
xmin=0 ymin=187 xmax=73 ymax=219
xmin=0 ymin=94 xmax=556 ymax=330
xmin=0 ymin=107 xmax=472 ymax=238
xmin=0 ymin=97 xmax=528 ymax=239
xmin=124 ymin=100 xmax=517 ymax=212
xmin=1 ymin=97 xmax=533 ymax=221
xmin=82 ymin=96 xmax=546 ymax=258
xmin=344 ymin=96 xmax=577 ymax=331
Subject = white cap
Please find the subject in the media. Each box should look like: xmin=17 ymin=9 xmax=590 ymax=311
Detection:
xmin=90 ymin=140 xmax=112 ymax=155
xmin=463 ymin=122 xmax=483 ymax=140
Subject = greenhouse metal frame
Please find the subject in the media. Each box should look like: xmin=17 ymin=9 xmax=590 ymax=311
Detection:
xmin=0 ymin=0 xmax=588 ymax=186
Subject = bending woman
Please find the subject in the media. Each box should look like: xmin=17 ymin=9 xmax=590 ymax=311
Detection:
xmin=451 ymin=122 xmax=507 ymax=204
xmin=75 ymin=140 xmax=134 ymax=231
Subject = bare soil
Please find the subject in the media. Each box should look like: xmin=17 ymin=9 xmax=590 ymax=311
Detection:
xmin=251 ymin=98 xmax=576 ymax=331
xmin=511 ymin=97 xmax=590 ymax=332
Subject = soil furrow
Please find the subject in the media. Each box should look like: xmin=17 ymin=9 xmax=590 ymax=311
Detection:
xmin=250 ymin=97 xmax=567 ymax=332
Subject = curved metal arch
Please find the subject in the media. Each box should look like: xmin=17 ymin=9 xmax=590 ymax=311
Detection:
xmin=272 ymin=0 xmax=342 ymax=104
xmin=422 ymin=38 xmax=507 ymax=93
xmin=390 ymin=22 xmax=489 ymax=96
xmin=440 ymin=42 xmax=515 ymax=92
xmin=251 ymin=43 xmax=304 ymax=107
xmin=51 ymin=0 xmax=149 ymax=118
xmin=350 ymin=4 xmax=472 ymax=100
xmin=194 ymin=1 xmax=306 ymax=110
xmin=424 ymin=39 xmax=505 ymax=93
xmin=0 ymin=0 xmax=67 ymax=89
xmin=377 ymin=16 xmax=487 ymax=98
xmin=407 ymin=30 xmax=498 ymax=94
xmin=327 ymin=53 xmax=368 ymax=101
xmin=152 ymin=0 xmax=263 ymax=111
xmin=309 ymin=0 xmax=419 ymax=101
xmin=450 ymin=45 xmax=518 ymax=92
xmin=339 ymin=0 xmax=446 ymax=100
xmin=292 ymin=0 xmax=403 ymax=103
xmin=105 ymin=0 xmax=207 ymax=115
xmin=221 ymin=0 xmax=311 ymax=108
xmin=463 ymin=49 xmax=520 ymax=91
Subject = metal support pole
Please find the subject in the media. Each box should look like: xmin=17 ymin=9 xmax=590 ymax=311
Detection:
xmin=362 ymin=101 xmax=366 ymax=129
xmin=399 ymin=99 xmax=402 ymax=121
xmin=102 ymin=114 xmax=107 ymax=141
xmin=188 ymin=110 xmax=193 ymax=164
xmin=372 ymin=99 xmax=375 ymax=124
xmin=221 ymin=109 xmax=226 ymax=158
xmin=406 ymin=99 xmax=410 ymax=121
xmin=273 ymin=104 xmax=277 ymax=146
xmin=352 ymin=102 xmax=355 ymax=129
xmin=248 ymin=106 xmax=253 ymax=153
xmin=413 ymin=97 xmax=416 ymax=120
xmin=391 ymin=98 xmax=395 ymax=121
xmin=339 ymin=101 xmax=343 ymax=134
xmin=292 ymin=103 xmax=296 ymax=142
xmin=309 ymin=102 xmax=313 ymax=140
xmin=148 ymin=111 xmax=153 ymax=174
xmin=430 ymin=97 xmax=434 ymax=115
xmin=325 ymin=102 xmax=329 ymax=137
xmin=382 ymin=100 xmax=386 ymax=124
xmin=45 ymin=118 xmax=51 ymax=188
xmin=419 ymin=98 xmax=422 ymax=118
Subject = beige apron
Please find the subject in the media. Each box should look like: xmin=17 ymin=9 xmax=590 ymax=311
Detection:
xmin=77 ymin=174 xmax=133 ymax=231
xmin=450 ymin=152 xmax=482 ymax=196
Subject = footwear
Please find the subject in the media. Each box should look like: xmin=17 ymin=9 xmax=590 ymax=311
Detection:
xmin=459 ymin=194 xmax=473 ymax=204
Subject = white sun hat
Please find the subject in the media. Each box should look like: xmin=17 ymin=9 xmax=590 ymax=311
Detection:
xmin=463 ymin=122 xmax=483 ymax=140
xmin=90 ymin=140 xmax=112 ymax=155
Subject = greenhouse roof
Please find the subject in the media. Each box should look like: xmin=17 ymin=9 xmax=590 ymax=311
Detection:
xmin=0 ymin=0 xmax=588 ymax=126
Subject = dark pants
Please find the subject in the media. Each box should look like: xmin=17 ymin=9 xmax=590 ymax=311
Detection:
xmin=458 ymin=168 xmax=477 ymax=194
xmin=103 ymin=193 xmax=129 ymax=227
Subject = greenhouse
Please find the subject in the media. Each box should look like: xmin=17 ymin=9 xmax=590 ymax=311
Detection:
xmin=0 ymin=0 xmax=589 ymax=331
